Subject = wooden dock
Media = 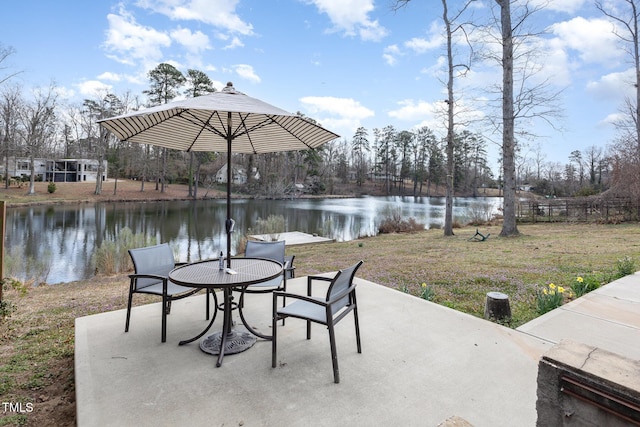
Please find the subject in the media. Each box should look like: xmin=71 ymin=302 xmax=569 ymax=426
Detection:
xmin=248 ymin=231 xmax=334 ymax=246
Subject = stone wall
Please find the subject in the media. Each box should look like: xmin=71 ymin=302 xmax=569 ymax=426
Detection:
xmin=536 ymin=340 xmax=640 ymax=426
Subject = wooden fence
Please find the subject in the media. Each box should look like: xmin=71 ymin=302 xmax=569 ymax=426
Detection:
xmin=517 ymin=197 xmax=640 ymax=223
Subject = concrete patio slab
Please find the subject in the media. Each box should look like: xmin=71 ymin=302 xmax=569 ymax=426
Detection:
xmin=75 ymin=277 xmax=552 ymax=427
xmin=517 ymin=273 xmax=640 ymax=360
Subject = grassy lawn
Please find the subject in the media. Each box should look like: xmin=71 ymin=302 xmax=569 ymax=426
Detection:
xmin=1 ymin=222 xmax=640 ymax=425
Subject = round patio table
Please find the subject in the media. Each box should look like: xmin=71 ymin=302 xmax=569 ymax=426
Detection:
xmin=169 ymin=257 xmax=283 ymax=367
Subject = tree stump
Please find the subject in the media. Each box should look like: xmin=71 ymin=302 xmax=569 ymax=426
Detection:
xmin=484 ymin=291 xmax=511 ymax=322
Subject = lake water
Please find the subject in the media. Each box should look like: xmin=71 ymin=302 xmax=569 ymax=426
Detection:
xmin=5 ymin=196 xmax=502 ymax=284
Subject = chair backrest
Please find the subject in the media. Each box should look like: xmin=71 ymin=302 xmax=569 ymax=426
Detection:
xmin=326 ymin=261 xmax=364 ymax=314
xmin=128 ymin=243 xmax=176 ymax=290
xmin=245 ymin=240 xmax=285 ymax=265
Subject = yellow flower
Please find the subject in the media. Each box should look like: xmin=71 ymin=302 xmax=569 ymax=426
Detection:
xmin=558 ymin=286 xmax=565 ymax=293
xmin=542 ymin=288 xmax=548 ymax=295
xmin=576 ymin=277 xmax=584 ymax=283
xmin=421 ymin=282 xmax=427 ymax=288
xmin=549 ymin=283 xmax=556 ymax=290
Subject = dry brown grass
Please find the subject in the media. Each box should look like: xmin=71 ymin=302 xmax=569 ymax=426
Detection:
xmin=0 ymin=179 xmax=225 ymax=206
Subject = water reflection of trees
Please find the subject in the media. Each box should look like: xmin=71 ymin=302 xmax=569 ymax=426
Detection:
xmin=6 ymin=196 xmax=502 ymax=283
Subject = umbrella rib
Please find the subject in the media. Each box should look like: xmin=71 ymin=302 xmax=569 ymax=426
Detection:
xmin=130 ymin=109 xmax=183 ymax=141
xmin=181 ymin=110 xmax=221 ymax=151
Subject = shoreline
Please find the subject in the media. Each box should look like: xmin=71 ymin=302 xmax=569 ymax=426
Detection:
xmin=0 ymin=179 xmax=489 ymax=209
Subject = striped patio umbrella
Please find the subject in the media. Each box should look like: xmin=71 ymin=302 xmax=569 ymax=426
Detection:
xmin=98 ymin=82 xmax=339 ymax=265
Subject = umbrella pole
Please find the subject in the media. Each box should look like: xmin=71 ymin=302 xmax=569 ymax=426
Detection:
xmin=226 ymin=118 xmax=233 ymax=269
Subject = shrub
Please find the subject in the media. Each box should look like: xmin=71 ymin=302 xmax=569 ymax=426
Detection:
xmin=47 ymin=182 xmax=56 ymax=193
xmin=0 ymin=277 xmax=27 ymax=320
xmin=92 ymin=227 xmax=158 ymax=274
xmin=250 ymin=215 xmax=286 ymax=241
xmin=466 ymin=201 xmax=495 ymax=225
xmin=614 ymin=256 xmax=636 ymax=279
xmin=378 ymin=207 xmax=424 ymax=233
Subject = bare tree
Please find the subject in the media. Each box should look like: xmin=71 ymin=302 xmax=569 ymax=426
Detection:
xmin=19 ymin=84 xmax=58 ymax=195
xmin=0 ymin=85 xmax=23 ymax=189
xmin=394 ymin=0 xmax=476 ymax=234
xmin=596 ymin=0 xmax=640 ymax=197
xmin=0 ymin=44 xmax=21 ymax=86
xmin=482 ymin=0 xmax=562 ymax=236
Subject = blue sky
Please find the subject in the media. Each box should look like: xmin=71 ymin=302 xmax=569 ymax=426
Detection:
xmin=1 ymin=0 xmax=635 ymax=175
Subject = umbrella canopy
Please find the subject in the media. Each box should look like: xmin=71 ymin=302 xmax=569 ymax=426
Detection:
xmin=98 ymin=82 xmax=339 ymax=154
xmin=98 ymin=82 xmax=339 ymax=266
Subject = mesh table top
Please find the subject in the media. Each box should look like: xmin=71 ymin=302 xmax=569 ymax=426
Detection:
xmin=169 ymin=257 xmax=283 ymax=288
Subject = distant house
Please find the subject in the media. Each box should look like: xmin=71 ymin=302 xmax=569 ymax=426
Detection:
xmin=46 ymin=159 xmax=108 ymax=182
xmin=216 ymin=163 xmax=259 ymax=185
xmin=0 ymin=157 xmax=107 ymax=182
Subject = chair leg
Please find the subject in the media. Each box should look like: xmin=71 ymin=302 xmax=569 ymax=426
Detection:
xmin=272 ymin=296 xmax=278 ymax=368
xmin=125 ymin=282 xmax=135 ymax=333
xmin=327 ymin=321 xmax=340 ymax=383
xmin=161 ymin=296 xmax=168 ymax=343
xmin=353 ymin=299 xmax=361 ymax=353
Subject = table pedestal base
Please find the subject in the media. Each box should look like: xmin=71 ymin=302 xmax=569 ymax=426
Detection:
xmin=200 ymin=331 xmax=257 ymax=356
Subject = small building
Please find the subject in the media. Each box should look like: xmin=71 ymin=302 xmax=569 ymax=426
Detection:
xmin=216 ymin=163 xmax=259 ymax=185
xmin=46 ymin=159 xmax=108 ymax=182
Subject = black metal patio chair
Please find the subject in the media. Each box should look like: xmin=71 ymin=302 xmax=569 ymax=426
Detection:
xmin=237 ymin=240 xmax=293 ymax=337
xmin=126 ymin=243 xmax=215 ymax=343
xmin=271 ymin=260 xmax=364 ymax=383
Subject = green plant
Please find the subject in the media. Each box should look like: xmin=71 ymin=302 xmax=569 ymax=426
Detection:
xmin=251 ymin=215 xmax=286 ymax=241
xmin=614 ymin=255 xmax=636 ymax=279
xmin=91 ymin=227 xmax=157 ymax=274
xmin=0 ymin=277 xmax=27 ymax=319
xmin=535 ymin=283 xmax=569 ymax=315
xmin=420 ymin=282 xmax=435 ymax=301
xmin=570 ymin=275 xmax=601 ymax=298
xmin=47 ymin=181 xmax=56 ymax=193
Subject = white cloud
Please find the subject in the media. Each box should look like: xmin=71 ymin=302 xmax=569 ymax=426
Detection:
xmin=549 ymin=17 xmax=622 ymax=65
xmin=103 ymin=7 xmax=171 ymax=67
xmin=223 ymin=36 xmax=244 ymax=50
xmin=170 ymin=27 xmax=211 ymax=54
xmin=97 ymin=72 xmax=122 ymax=82
xmin=76 ymin=80 xmax=113 ymax=97
xmin=233 ymin=64 xmax=260 ymax=83
xmin=404 ymin=21 xmax=443 ymax=54
xmin=388 ymin=99 xmax=438 ymax=122
xmin=383 ymin=44 xmax=401 ymax=66
xmin=135 ymin=0 xmax=253 ymax=35
xmin=299 ymin=96 xmax=374 ymax=136
xmin=304 ymin=0 xmax=388 ymax=41
xmin=299 ymin=96 xmax=374 ymax=119
xmin=530 ymin=0 xmax=588 ymax=13
xmin=586 ymin=68 xmax=636 ymax=101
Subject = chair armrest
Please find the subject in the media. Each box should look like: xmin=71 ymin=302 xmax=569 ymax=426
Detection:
xmin=273 ymin=290 xmax=327 ymax=307
xmin=307 ymin=275 xmax=333 ymax=296
xmin=307 ymin=275 xmax=333 ymax=282
xmin=128 ymin=273 xmax=168 ymax=281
